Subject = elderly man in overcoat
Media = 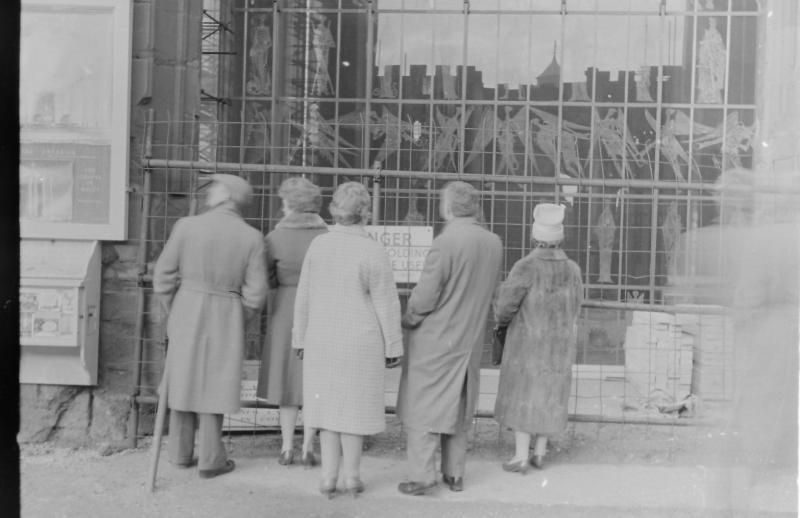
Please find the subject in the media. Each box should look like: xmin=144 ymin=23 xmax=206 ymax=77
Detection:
xmin=153 ymin=174 xmax=268 ymax=479
xmin=396 ymin=181 xmax=503 ymax=495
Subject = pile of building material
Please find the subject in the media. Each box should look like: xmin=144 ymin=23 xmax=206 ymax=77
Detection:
xmin=677 ymin=313 xmax=736 ymax=401
xmin=624 ymin=311 xmax=693 ymax=402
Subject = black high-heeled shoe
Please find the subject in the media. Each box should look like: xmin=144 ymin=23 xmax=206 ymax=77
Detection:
xmin=344 ymin=477 xmax=365 ymax=498
xmin=501 ymin=458 xmax=530 ymax=474
xmin=278 ymin=449 xmax=294 ymax=466
xmin=529 ymin=454 xmax=545 ymax=469
xmin=301 ymin=450 xmax=319 ymax=468
xmin=319 ymin=478 xmax=337 ymax=499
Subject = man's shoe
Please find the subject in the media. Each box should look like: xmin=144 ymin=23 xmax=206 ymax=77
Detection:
xmin=442 ymin=474 xmax=463 ymax=492
xmin=198 ymin=459 xmax=236 ymax=479
xmin=397 ymin=480 xmax=436 ymax=496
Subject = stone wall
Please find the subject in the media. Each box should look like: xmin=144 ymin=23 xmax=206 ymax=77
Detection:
xmin=19 ymin=0 xmax=202 ymax=449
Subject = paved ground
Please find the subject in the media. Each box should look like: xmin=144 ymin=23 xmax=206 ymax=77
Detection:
xmin=21 ymin=418 xmax=798 ymax=517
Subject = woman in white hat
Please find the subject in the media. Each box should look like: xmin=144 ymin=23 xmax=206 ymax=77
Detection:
xmin=493 ymin=203 xmax=583 ymax=473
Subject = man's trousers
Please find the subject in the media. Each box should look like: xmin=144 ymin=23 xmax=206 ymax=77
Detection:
xmin=168 ymin=409 xmax=227 ymax=470
xmin=405 ymin=425 xmax=469 ymax=484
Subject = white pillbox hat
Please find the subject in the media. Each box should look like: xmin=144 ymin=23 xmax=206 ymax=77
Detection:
xmin=531 ymin=203 xmax=566 ymax=243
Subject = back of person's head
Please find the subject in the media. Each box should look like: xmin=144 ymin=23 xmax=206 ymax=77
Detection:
xmin=208 ymin=174 xmax=253 ymax=208
xmin=531 ymin=203 xmax=566 ymax=246
xmin=279 ymin=176 xmax=322 ymax=213
xmin=330 ymin=182 xmax=371 ymax=225
xmin=441 ymin=181 xmax=480 ymax=218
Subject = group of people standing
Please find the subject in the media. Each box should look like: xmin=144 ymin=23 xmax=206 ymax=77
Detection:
xmin=153 ymin=173 xmax=583 ymax=498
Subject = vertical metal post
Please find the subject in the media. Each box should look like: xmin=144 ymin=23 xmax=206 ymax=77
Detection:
xmin=458 ymin=0 xmax=469 ymax=175
xmin=127 ymin=109 xmax=156 ymax=448
xmin=363 ymin=0 xmax=375 ymax=170
xmin=372 ymin=160 xmax=381 ymax=225
xmin=302 ymin=0 xmax=312 ymax=168
xmin=648 ymin=6 xmax=669 ymax=305
xmin=238 ymin=4 xmax=250 ymax=163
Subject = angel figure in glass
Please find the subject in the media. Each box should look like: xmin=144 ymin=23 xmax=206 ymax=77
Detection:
xmin=311 ymin=19 xmax=336 ymax=96
xmin=593 ymin=108 xmax=644 ymax=178
xmin=247 ymin=16 xmax=272 ymax=95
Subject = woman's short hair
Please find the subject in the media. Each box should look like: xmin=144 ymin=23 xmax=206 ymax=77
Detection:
xmin=330 ymin=182 xmax=371 ymax=225
xmin=442 ymin=181 xmax=481 ymax=217
xmin=278 ymin=176 xmax=322 ymax=213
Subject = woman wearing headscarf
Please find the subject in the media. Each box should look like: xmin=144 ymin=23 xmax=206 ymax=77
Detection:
xmin=493 ymin=203 xmax=583 ymax=473
xmin=257 ymin=177 xmax=327 ymax=467
xmin=293 ymin=182 xmax=403 ymax=498
xmin=153 ymin=174 xmax=268 ymax=479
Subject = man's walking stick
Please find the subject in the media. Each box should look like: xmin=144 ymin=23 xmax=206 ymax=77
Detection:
xmin=147 ymin=345 xmax=169 ymax=493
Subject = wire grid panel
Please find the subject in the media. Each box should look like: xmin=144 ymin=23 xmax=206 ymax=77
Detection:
xmin=133 ymin=137 xmax=756 ymax=429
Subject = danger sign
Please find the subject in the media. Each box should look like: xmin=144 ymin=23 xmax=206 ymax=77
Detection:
xmin=365 ymin=225 xmax=433 ymax=284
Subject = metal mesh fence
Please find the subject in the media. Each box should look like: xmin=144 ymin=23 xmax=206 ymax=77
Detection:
xmin=124 ymin=115 xmax=778 ymax=442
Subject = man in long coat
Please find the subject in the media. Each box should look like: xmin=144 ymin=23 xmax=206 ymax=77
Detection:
xmin=397 ymin=181 xmax=503 ymax=495
xmin=153 ymin=174 xmax=268 ymax=479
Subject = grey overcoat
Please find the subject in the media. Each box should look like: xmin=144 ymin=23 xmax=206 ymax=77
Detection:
xmin=153 ymin=203 xmax=268 ymax=415
xmin=493 ymin=248 xmax=583 ymax=436
xmin=256 ymin=212 xmax=328 ymax=405
xmin=397 ymin=217 xmax=503 ymax=434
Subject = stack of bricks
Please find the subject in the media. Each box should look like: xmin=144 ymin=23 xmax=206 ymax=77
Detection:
xmin=624 ymin=311 xmax=694 ymax=401
xmin=677 ymin=313 xmax=736 ymax=401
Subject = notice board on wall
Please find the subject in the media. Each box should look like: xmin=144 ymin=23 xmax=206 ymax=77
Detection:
xmin=19 ymin=0 xmax=131 ymax=240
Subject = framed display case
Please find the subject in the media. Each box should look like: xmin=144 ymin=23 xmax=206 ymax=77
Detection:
xmin=19 ymin=0 xmax=132 ymax=240
xmin=20 ymin=240 xmax=101 ymax=386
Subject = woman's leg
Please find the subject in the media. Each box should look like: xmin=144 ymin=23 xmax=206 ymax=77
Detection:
xmin=513 ymin=430 xmax=531 ymax=462
xmin=279 ymin=405 xmax=299 ymax=454
xmin=502 ymin=429 xmax=531 ymax=473
xmin=531 ymin=435 xmax=548 ymax=468
xmin=340 ymin=433 xmax=363 ymax=480
xmin=340 ymin=433 xmax=365 ymax=494
xmin=533 ymin=435 xmax=547 ymax=456
xmin=319 ymin=429 xmax=341 ymax=484
xmin=302 ymin=425 xmax=316 ymax=455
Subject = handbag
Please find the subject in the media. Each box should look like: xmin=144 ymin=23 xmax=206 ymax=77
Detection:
xmin=491 ymin=324 xmax=508 ymax=366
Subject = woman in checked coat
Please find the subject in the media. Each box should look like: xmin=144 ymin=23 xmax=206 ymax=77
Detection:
xmin=494 ymin=203 xmax=583 ymax=473
xmin=256 ymin=177 xmax=327 ymax=467
xmin=292 ymin=182 xmax=403 ymax=498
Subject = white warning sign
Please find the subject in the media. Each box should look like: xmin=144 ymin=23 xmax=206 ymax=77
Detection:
xmin=365 ymin=225 xmax=433 ymax=284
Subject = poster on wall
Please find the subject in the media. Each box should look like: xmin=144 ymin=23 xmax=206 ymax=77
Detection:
xmin=19 ymin=0 xmax=131 ymax=240
xmin=19 ymin=287 xmax=79 ymax=345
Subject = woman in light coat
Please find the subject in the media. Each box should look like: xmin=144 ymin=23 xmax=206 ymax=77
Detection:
xmin=257 ymin=177 xmax=327 ymax=467
xmin=292 ymin=182 xmax=403 ymax=498
xmin=494 ymin=203 xmax=583 ymax=473
xmin=153 ymin=174 xmax=268 ymax=479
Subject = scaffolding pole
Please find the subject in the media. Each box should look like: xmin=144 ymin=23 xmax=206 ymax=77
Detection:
xmin=139 ymin=157 xmax=796 ymax=195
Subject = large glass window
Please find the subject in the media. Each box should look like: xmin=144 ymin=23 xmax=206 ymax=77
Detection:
xmin=202 ymin=0 xmax=762 ymax=367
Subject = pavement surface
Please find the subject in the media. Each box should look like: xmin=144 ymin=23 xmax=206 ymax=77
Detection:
xmin=21 ymin=419 xmax=798 ymax=518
